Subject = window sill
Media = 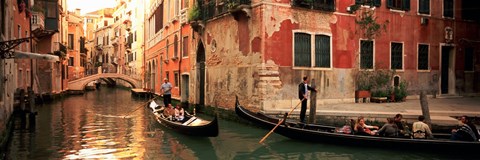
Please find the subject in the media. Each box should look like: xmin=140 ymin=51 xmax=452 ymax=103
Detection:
xmin=292 ymin=66 xmax=333 ymax=71
xmin=389 ymin=9 xmax=406 ymax=13
xmin=417 ymin=13 xmax=431 ymax=17
xmin=442 ymin=16 xmax=454 ymax=20
xmin=417 ymin=69 xmax=431 ymax=72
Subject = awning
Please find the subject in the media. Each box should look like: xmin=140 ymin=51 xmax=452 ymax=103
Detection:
xmin=14 ymin=51 xmax=59 ymax=62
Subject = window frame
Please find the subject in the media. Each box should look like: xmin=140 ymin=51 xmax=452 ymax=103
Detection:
xmin=442 ymin=0 xmax=454 ymax=19
xmin=68 ymin=34 xmax=74 ymax=50
xmin=292 ymin=31 xmax=333 ymax=70
xmin=417 ymin=43 xmax=430 ymax=72
xmin=359 ymin=39 xmax=375 ymax=70
xmin=390 ymin=42 xmax=404 ymax=71
xmin=417 ymin=0 xmax=430 ymax=16
xmin=174 ymin=71 xmax=179 ymax=87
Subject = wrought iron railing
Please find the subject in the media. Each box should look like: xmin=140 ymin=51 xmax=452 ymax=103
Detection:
xmin=199 ymin=0 xmax=251 ymax=21
xmin=292 ymin=0 xmax=336 ymax=12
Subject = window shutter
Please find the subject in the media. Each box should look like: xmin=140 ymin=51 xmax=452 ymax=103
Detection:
xmin=374 ymin=0 xmax=381 ymax=7
xmin=315 ymin=35 xmax=330 ymax=68
xmin=403 ymin=0 xmax=410 ymax=11
xmin=294 ymin=33 xmax=311 ymax=67
xmin=387 ymin=0 xmax=393 ymax=9
xmin=355 ymin=0 xmax=363 ymax=5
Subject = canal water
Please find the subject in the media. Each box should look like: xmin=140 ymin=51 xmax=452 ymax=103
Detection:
xmin=5 ymin=88 xmax=467 ymax=159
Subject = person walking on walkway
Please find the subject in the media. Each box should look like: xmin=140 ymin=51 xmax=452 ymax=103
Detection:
xmin=161 ymin=78 xmax=172 ymax=107
xmin=298 ymin=76 xmax=316 ymax=123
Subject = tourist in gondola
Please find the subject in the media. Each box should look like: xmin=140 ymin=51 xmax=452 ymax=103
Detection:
xmin=377 ymin=118 xmax=399 ymax=137
xmin=174 ymin=105 xmax=185 ymax=122
xmin=451 ymin=116 xmax=479 ymax=141
xmin=163 ymin=104 xmax=175 ymax=120
xmin=412 ymin=115 xmax=433 ymax=139
xmin=354 ymin=116 xmax=379 ymax=136
xmin=394 ymin=114 xmax=411 ymax=137
xmin=297 ymin=76 xmax=317 ymax=123
xmin=161 ymin=78 xmax=172 ymax=107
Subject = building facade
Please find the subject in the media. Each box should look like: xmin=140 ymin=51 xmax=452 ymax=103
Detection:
xmin=67 ymin=9 xmax=86 ymax=81
xmin=185 ymin=0 xmax=480 ymax=110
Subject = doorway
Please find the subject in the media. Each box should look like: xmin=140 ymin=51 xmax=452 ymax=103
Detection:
xmin=440 ymin=46 xmax=455 ymax=94
xmin=196 ymin=41 xmax=205 ymax=106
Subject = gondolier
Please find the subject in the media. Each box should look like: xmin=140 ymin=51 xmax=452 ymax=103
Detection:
xmin=298 ymin=76 xmax=316 ymax=123
xmin=161 ymin=78 xmax=172 ymax=107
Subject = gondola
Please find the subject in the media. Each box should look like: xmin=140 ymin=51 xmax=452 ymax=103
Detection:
xmin=235 ymin=97 xmax=480 ymax=153
xmin=147 ymin=100 xmax=219 ymax=137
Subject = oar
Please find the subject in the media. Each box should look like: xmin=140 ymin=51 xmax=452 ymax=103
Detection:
xmin=123 ymin=97 xmax=157 ymax=118
xmin=259 ymin=97 xmax=306 ymax=144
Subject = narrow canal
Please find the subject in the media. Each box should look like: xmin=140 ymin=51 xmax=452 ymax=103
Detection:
xmin=5 ymin=88 xmax=460 ymax=159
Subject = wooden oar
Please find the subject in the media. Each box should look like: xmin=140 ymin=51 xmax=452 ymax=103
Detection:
xmin=123 ymin=97 xmax=157 ymax=118
xmin=259 ymin=97 xmax=306 ymax=144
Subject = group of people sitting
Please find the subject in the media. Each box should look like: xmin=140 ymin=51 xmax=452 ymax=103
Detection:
xmin=353 ymin=114 xmax=480 ymax=141
xmin=162 ymin=104 xmax=186 ymax=122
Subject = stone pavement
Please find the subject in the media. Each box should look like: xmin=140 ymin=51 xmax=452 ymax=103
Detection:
xmin=265 ymin=96 xmax=480 ymax=126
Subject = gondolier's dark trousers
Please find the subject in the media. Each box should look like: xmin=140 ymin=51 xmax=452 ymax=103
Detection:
xmin=300 ymin=99 xmax=307 ymax=123
xmin=163 ymin=94 xmax=172 ymax=106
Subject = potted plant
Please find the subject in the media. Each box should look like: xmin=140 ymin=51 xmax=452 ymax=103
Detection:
xmin=394 ymin=81 xmax=408 ymax=102
xmin=355 ymin=71 xmax=372 ymax=103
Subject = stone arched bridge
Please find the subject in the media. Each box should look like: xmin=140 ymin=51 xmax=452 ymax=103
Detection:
xmin=68 ymin=73 xmax=142 ymax=91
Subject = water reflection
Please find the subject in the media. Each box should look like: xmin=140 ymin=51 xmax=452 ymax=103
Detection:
xmin=6 ymin=88 xmax=469 ymax=160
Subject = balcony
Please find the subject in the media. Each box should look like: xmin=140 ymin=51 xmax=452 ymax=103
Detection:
xmin=291 ymin=0 xmax=336 ymax=12
xmin=31 ymin=11 xmax=45 ymax=30
xmin=199 ymin=0 xmax=251 ymax=21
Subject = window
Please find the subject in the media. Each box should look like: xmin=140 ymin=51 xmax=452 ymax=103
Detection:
xmin=293 ymin=32 xmax=331 ymax=68
xmin=104 ymin=20 xmax=108 ymax=26
xmin=465 ymin=48 xmax=474 ymax=71
xmin=355 ymin=0 xmax=381 ymax=7
xmin=165 ymin=71 xmax=170 ymax=83
xmin=68 ymin=34 xmax=74 ymax=49
xmin=461 ymin=0 xmax=479 ymax=21
xmin=154 ymin=3 xmax=164 ymax=33
xmin=69 ymin=57 xmax=74 ymax=66
xmin=87 ymin=19 xmax=93 ymax=23
xmin=360 ymin=40 xmax=374 ymax=69
xmin=174 ymin=35 xmax=178 ymax=57
xmin=174 ymin=71 xmax=179 ymax=87
xmin=292 ymin=0 xmax=335 ymax=12
xmin=183 ymin=36 xmax=188 ymax=57
xmin=166 ymin=40 xmax=169 ymax=59
xmin=183 ymin=0 xmax=189 ymax=9
xmin=418 ymin=0 xmax=429 ymax=14
xmin=391 ymin=42 xmax=403 ymax=70
xmin=387 ymin=0 xmax=410 ymax=11
xmin=443 ymin=0 xmax=453 ymax=18
xmin=46 ymin=2 xmax=56 ymax=18
xmin=418 ymin=44 xmax=429 ymax=70
xmin=134 ymin=31 xmax=137 ymax=42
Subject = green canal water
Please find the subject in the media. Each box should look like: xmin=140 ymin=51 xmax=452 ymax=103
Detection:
xmin=4 ymin=88 xmax=471 ymax=159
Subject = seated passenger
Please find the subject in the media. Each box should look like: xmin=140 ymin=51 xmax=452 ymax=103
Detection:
xmin=412 ymin=115 xmax=433 ymax=139
xmin=377 ymin=118 xmax=399 ymax=137
xmin=354 ymin=116 xmax=379 ymax=136
xmin=394 ymin=113 xmax=411 ymax=137
xmin=163 ymin=104 xmax=175 ymax=120
xmin=174 ymin=105 xmax=185 ymax=122
xmin=451 ymin=116 xmax=478 ymax=141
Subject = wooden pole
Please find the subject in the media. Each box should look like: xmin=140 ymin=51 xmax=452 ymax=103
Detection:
xmin=308 ymin=79 xmax=317 ymax=124
xmin=420 ymin=91 xmax=431 ymax=126
xmin=259 ymin=97 xmax=305 ymax=144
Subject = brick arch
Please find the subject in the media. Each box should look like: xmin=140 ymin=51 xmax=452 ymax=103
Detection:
xmin=68 ymin=73 xmax=142 ymax=91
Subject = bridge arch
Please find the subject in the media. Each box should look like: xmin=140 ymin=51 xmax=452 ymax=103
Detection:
xmin=68 ymin=73 xmax=142 ymax=91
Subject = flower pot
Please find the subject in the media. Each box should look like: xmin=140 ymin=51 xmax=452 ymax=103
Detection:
xmin=355 ymin=90 xmax=370 ymax=103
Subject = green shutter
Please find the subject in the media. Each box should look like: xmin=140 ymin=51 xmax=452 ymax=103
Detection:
xmin=315 ymin=35 xmax=330 ymax=68
xmin=418 ymin=44 xmax=429 ymax=70
xmin=391 ymin=43 xmax=403 ymax=69
xmin=355 ymin=0 xmax=363 ymax=5
xmin=419 ymin=0 xmax=430 ymax=14
xmin=403 ymin=0 xmax=410 ymax=11
xmin=294 ymin=33 xmax=311 ymax=67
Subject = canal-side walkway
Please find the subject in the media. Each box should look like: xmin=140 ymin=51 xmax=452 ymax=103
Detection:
xmin=265 ymin=96 xmax=480 ymax=126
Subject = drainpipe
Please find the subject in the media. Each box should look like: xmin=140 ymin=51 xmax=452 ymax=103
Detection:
xmin=178 ymin=26 xmax=182 ymax=102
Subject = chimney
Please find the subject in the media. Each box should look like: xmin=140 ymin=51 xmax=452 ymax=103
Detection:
xmin=75 ymin=9 xmax=81 ymax=15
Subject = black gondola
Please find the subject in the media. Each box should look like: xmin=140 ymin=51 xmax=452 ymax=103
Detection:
xmin=147 ymin=100 xmax=219 ymax=137
xmin=235 ymin=97 xmax=479 ymax=153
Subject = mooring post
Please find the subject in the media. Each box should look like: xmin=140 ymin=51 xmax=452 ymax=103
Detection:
xmin=420 ymin=91 xmax=431 ymax=126
xmin=308 ymin=79 xmax=317 ymax=124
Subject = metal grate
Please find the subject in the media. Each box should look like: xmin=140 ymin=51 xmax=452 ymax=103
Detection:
xmin=391 ymin=42 xmax=403 ymax=69
xmin=315 ymin=35 xmax=330 ymax=68
xmin=418 ymin=44 xmax=429 ymax=70
xmin=360 ymin=40 xmax=373 ymax=69
xmin=294 ymin=33 xmax=311 ymax=67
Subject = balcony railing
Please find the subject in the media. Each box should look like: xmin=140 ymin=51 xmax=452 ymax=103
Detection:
xmin=292 ymin=0 xmax=336 ymax=12
xmin=199 ymin=0 xmax=251 ymax=21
